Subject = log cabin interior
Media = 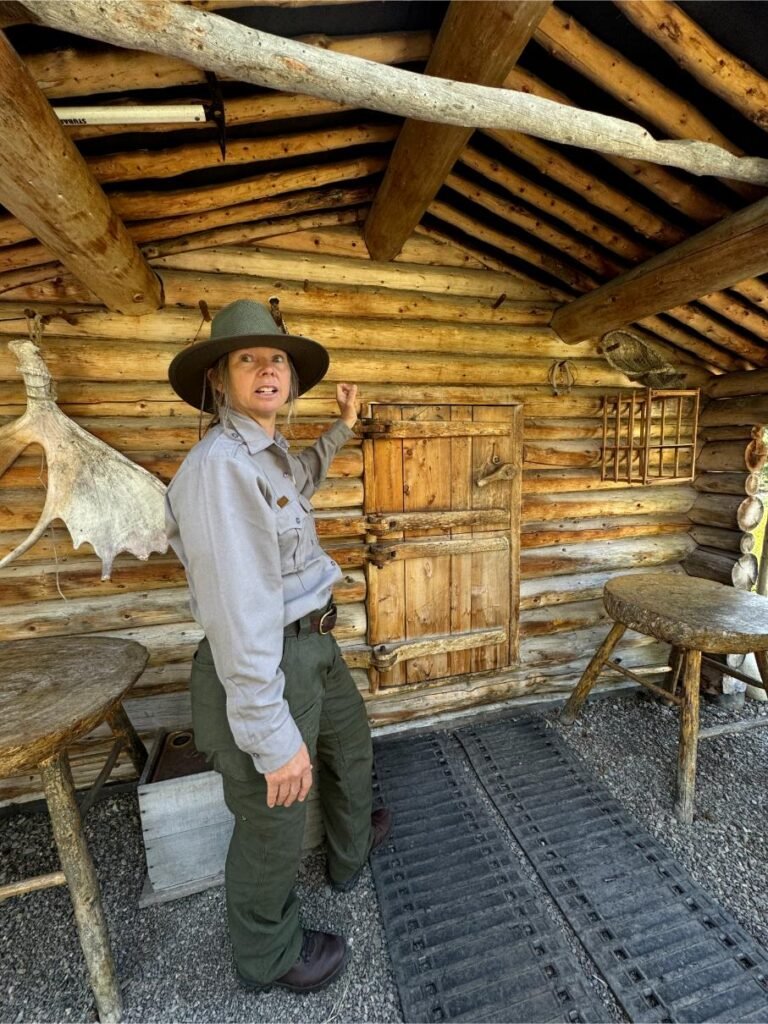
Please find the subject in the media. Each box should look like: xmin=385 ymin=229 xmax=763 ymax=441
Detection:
xmin=1 ymin=0 xmax=768 ymax=810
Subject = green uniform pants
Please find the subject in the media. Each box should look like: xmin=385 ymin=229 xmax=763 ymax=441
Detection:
xmin=189 ymin=623 xmax=373 ymax=985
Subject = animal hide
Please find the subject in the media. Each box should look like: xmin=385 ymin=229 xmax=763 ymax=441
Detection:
xmin=0 ymin=339 xmax=168 ymax=579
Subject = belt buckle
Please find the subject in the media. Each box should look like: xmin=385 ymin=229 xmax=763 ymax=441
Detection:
xmin=318 ymin=605 xmax=336 ymax=635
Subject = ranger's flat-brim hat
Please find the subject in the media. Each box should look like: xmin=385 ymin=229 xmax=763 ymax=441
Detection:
xmin=168 ymin=299 xmax=329 ymax=411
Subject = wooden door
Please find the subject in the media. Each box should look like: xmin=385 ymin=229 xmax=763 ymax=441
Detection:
xmin=363 ymin=403 xmax=521 ymax=691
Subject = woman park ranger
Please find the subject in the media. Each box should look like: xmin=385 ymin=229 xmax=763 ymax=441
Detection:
xmin=165 ymin=299 xmax=391 ymax=994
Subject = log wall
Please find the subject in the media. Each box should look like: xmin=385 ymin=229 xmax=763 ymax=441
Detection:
xmin=0 ymin=225 xmax=703 ymax=802
xmin=685 ymin=373 xmax=768 ymax=590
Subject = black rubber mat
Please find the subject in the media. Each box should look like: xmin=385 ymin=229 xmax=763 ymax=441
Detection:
xmin=457 ymin=716 xmax=768 ymax=1023
xmin=370 ymin=731 xmax=607 ymax=1023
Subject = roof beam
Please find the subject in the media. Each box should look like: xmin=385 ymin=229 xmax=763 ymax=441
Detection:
xmin=363 ymin=0 xmax=549 ymax=262
xmin=551 ymin=195 xmax=768 ymax=345
xmin=0 ymin=32 xmax=161 ymax=315
xmin=615 ymin=0 xmax=768 ymax=133
xmin=20 ymin=1 xmax=768 ymax=186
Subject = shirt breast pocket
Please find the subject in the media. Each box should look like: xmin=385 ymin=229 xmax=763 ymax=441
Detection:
xmin=275 ymin=495 xmax=316 ymax=572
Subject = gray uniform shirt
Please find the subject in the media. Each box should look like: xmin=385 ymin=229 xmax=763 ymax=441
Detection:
xmin=165 ymin=411 xmax=353 ymax=774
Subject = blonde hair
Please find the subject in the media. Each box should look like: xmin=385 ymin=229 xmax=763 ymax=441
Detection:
xmin=204 ymin=350 xmax=299 ymax=435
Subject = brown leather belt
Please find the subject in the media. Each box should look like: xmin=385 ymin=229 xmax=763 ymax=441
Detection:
xmin=284 ymin=602 xmax=337 ymax=637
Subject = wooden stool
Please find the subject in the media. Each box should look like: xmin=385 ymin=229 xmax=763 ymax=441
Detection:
xmin=0 ymin=637 xmax=149 ymax=1023
xmin=560 ymin=573 xmax=768 ymax=824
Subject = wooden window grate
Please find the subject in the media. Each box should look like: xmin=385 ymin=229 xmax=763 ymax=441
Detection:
xmin=601 ymin=388 xmax=699 ymax=485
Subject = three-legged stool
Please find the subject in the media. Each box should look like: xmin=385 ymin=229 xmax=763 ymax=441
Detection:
xmin=0 ymin=636 xmax=149 ymax=1022
xmin=560 ymin=573 xmax=768 ymax=823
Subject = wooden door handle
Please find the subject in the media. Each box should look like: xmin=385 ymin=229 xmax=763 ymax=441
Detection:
xmin=475 ymin=462 xmax=516 ymax=487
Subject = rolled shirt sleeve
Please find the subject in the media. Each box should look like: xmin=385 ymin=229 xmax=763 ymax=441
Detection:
xmin=168 ymin=448 xmax=303 ymax=774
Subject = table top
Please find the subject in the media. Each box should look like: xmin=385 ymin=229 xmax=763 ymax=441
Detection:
xmin=0 ymin=636 xmax=148 ymax=776
xmin=605 ymin=573 xmax=768 ymax=653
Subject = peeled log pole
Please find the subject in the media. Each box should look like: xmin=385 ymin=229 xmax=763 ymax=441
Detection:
xmin=615 ymin=0 xmax=768 ymax=133
xmin=39 ymin=753 xmax=122 ymax=1023
xmin=552 ymin=195 xmax=768 ymax=344
xmin=0 ymin=34 xmax=160 ymax=316
xmin=19 ymin=0 xmax=768 ymax=186
xmin=364 ymin=0 xmax=550 ymax=262
xmin=675 ymin=649 xmax=701 ymax=824
xmin=707 ymin=368 xmax=768 ymax=399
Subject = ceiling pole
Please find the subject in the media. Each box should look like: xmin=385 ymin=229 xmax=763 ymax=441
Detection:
xmin=551 ymin=195 xmax=768 ymax=345
xmin=364 ymin=0 xmax=550 ymax=262
xmin=0 ymin=32 xmax=162 ymax=315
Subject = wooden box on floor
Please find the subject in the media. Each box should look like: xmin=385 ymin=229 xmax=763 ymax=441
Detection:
xmin=137 ymin=730 xmax=324 ymax=906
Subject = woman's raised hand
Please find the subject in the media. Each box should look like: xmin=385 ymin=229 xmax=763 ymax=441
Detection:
xmin=336 ymin=383 xmax=359 ymax=428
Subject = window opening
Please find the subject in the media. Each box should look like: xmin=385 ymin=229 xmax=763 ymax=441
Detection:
xmin=601 ymin=388 xmax=699 ymax=485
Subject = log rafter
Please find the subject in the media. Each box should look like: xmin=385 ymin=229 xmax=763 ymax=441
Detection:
xmin=615 ymin=0 xmax=768 ymax=133
xmin=533 ymin=6 xmax=765 ymax=201
xmin=364 ymin=0 xmax=550 ymax=262
xmin=551 ymin=194 xmax=768 ymax=346
xmin=0 ymin=32 xmax=161 ymax=315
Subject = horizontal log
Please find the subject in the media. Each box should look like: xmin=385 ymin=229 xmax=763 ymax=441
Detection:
xmin=688 ymin=526 xmax=743 ymax=554
xmin=687 ymin=492 xmax=764 ymax=531
xmin=152 ymin=245 xmax=556 ymax=301
xmin=682 ymin=547 xmax=738 ymax=585
xmin=244 ymin=222 xmax=488 ymax=269
xmin=145 ymin=270 xmax=558 ymax=327
xmin=522 ymin=469 xmax=697 ymax=495
xmin=699 ymin=424 xmax=758 ymax=443
xmin=694 ymin=471 xmax=761 ymax=497
xmin=706 ymin=368 xmax=768 ymax=399
xmin=88 ymin=123 xmax=398 ymax=184
xmin=700 ymin=394 xmax=768 ymax=427
xmin=520 ymin=534 xmax=693 ymax=579
xmin=520 ymin=598 xmax=607 ymax=637
xmin=697 ymin=439 xmax=765 ymax=473
xmin=0 ymin=380 xmax=621 ymax=420
xmin=0 ymin=307 xmax=566 ymax=349
xmin=0 ymin=555 xmax=184 ymax=605
xmin=521 ymin=514 xmax=690 ymax=549
xmin=0 ymin=587 xmax=192 ymax=641
xmin=523 ymin=485 xmax=695 ymax=523
xmin=520 ymin=564 xmax=685 ymax=610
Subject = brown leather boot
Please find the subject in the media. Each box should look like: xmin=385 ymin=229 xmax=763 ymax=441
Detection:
xmin=239 ymin=930 xmax=347 ymax=994
xmin=330 ymin=807 xmax=393 ymax=893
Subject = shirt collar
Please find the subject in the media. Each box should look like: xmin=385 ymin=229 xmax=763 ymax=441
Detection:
xmin=224 ymin=410 xmax=289 ymax=456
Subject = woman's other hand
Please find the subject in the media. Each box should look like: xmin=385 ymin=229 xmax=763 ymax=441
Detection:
xmin=336 ymin=383 xmax=359 ymax=428
xmin=264 ymin=742 xmax=313 ymax=808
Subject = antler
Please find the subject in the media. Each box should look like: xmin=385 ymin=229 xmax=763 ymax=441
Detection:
xmin=0 ymin=339 xmax=168 ymax=579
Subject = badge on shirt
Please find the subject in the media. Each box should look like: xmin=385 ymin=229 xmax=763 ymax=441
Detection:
xmin=276 ymin=495 xmax=290 ymax=508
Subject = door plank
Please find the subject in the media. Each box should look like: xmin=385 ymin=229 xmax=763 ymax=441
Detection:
xmin=403 ymin=405 xmax=452 ymax=682
xmin=450 ymin=404 xmax=474 ymax=676
xmin=365 ymin=405 xmax=406 ymax=689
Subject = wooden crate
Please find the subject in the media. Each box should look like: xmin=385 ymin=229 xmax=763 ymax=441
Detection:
xmin=137 ymin=730 xmax=324 ymax=906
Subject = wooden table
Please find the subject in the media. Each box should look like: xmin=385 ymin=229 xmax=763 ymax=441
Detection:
xmin=560 ymin=573 xmax=768 ymax=823
xmin=0 ymin=636 xmax=149 ymax=1023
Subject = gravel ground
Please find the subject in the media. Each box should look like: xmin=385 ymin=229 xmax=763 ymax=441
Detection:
xmin=543 ymin=691 xmax=768 ymax=952
xmin=1 ymin=690 xmax=767 ymax=1024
